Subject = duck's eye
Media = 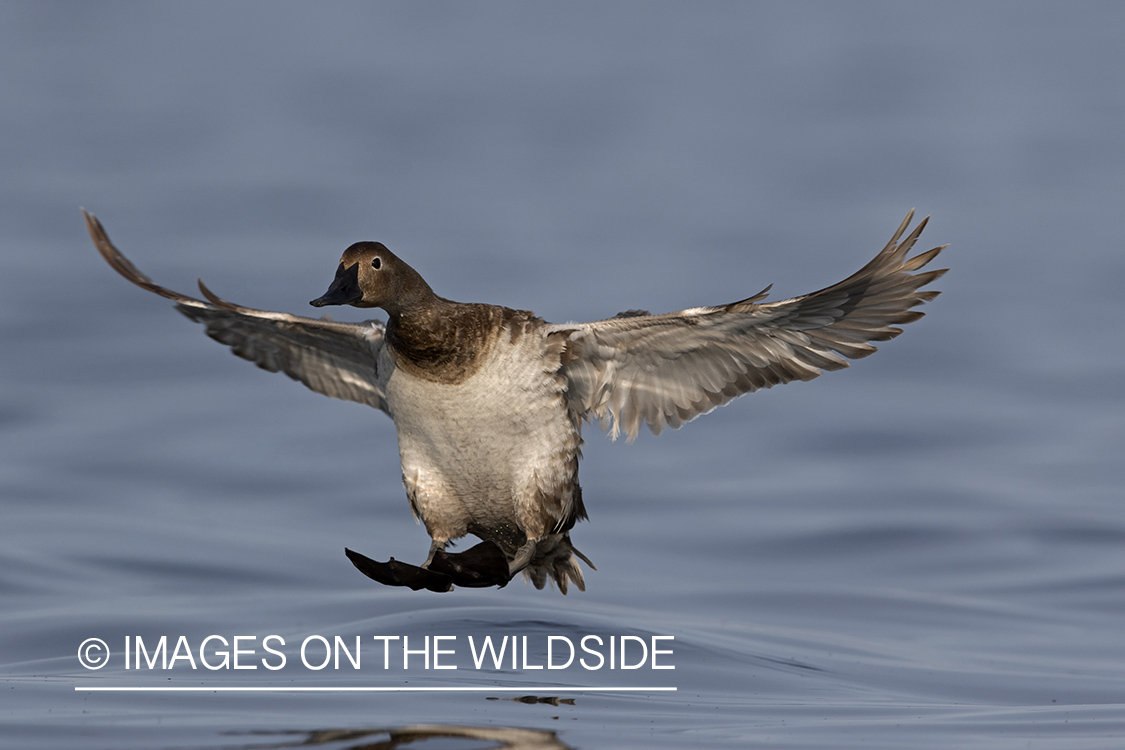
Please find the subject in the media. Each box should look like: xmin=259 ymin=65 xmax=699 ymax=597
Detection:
xmin=371 ymin=257 xmax=382 ymax=270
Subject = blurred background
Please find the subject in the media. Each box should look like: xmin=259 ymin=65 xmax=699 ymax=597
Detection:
xmin=2 ymin=2 xmax=1122 ymax=748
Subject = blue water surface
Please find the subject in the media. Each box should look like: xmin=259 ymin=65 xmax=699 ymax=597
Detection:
xmin=2 ymin=3 xmax=1123 ymax=748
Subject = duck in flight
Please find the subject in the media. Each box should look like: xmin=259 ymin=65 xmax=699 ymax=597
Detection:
xmin=85 ymin=210 xmax=945 ymax=594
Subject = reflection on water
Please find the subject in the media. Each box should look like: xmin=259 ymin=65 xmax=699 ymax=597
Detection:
xmin=487 ymin=696 xmax=576 ymax=706
xmin=225 ymin=725 xmax=571 ymax=750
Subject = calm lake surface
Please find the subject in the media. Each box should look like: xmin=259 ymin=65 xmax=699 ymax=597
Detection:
xmin=2 ymin=3 xmax=1123 ymax=748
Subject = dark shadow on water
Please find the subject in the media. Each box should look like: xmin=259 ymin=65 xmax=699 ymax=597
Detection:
xmin=222 ymin=724 xmax=572 ymax=750
xmin=486 ymin=696 xmax=576 ymax=706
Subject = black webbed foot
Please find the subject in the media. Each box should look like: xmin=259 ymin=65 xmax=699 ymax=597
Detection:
xmin=345 ymin=540 xmax=512 ymax=592
xmin=345 ymin=548 xmax=453 ymax=592
xmin=429 ymin=540 xmax=511 ymax=588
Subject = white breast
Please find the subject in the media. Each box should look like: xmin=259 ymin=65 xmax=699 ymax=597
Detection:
xmin=378 ymin=328 xmax=577 ymax=543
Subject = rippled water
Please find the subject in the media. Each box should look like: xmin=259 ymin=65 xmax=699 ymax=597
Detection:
xmin=3 ymin=3 xmax=1124 ymax=748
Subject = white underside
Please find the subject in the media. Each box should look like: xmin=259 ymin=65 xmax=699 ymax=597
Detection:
xmin=378 ymin=330 xmax=576 ymax=544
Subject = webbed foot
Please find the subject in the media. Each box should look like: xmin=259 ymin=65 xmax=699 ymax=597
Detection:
xmin=345 ymin=540 xmax=512 ymax=591
xmin=429 ymin=540 xmax=511 ymax=588
xmin=345 ymin=548 xmax=453 ymax=592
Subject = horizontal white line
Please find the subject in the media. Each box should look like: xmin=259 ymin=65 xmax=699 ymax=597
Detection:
xmin=74 ymin=685 xmax=676 ymax=693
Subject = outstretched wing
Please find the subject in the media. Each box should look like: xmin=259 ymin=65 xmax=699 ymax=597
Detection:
xmin=85 ymin=210 xmax=388 ymax=413
xmin=551 ymin=211 xmax=947 ymax=441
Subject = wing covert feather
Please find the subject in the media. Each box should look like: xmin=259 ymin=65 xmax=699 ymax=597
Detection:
xmin=551 ymin=211 xmax=946 ymax=440
xmin=84 ymin=210 xmax=388 ymax=412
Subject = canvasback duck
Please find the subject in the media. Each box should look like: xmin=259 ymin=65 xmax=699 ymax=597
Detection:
xmin=85 ymin=210 xmax=945 ymax=594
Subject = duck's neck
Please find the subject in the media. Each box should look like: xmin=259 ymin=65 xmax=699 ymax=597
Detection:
xmin=386 ymin=299 xmax=498 ymax=384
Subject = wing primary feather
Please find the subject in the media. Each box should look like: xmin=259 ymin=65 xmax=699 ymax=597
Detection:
xmin=556 ymin=211 xmax=946 ymax=440
xmin=85 ymin=209 xmax=390 ymax=413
